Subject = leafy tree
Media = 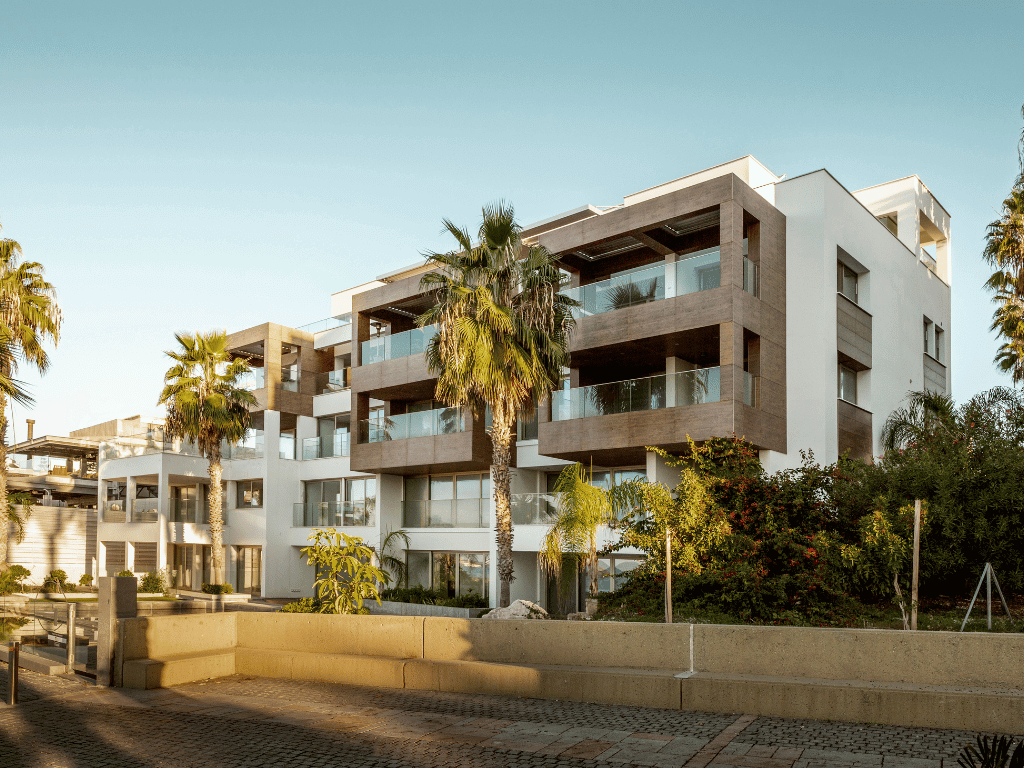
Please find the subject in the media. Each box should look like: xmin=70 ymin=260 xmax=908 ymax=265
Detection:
xmin=373 ymin=528 xmax=409 ymax=587
xmin=301 ymin=529 xmax=389 ymax=614
xmin=418 ymin=202 xmax=576 ymax=607
xmin=983 ymin=104 xmax=1024 ymax=381
xmin=158 ymin=330 xmax=257 ymax=584
xmin=0 ymin=225 xmax=61 ymax=569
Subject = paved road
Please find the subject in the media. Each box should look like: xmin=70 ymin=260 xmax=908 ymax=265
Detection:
xmin=0 ymin=668 xmax=1015 ymax=768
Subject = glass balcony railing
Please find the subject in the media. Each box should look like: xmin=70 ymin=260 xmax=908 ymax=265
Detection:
xmin=102 ymin=501 xmax=127 ymax=523
xmin=358 ymin=407 xmax=465 ymax=443
xmin=743 ymin=257 xmax=760 ymax=297
xmin=561 ymin=247 xmax=721 ymax=318
xmin=131 ymin=498 xmax=159 ymax=523
xmin=105 ymin=431 xmax=203 ymax=459
xmin=311 ymin=368 xmax=350 ymax=395
xmin=292 ymin=501 xmax=375 ymax=528
xmin=402 ymin=499 xmax=488 ymax=528
xmin=511 ymin=493 xmax=557 ymax=525
xmin=280 ymin=365 xmax=299 ymax=392
xmin=222 ymin=432 xmax=264 ymax=461
xmin=170 ymin=499 xmax=224 ymax=525
xmin=301 ymin=432 xmax=351 ymax=460
xmin=296 ymin=315 xmax=351 ymax=334
xmin=743 ymin=371 xmax=760 ymax=408
xmin=551 ymin=367 xmax=721 ymax=421
xmin=238 ymin=368 xmax=266 ymax=391
xmin=360 ymin=324 xmax=437 ymax=365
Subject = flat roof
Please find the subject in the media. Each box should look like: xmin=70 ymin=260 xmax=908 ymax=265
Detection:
xmin=12 ymin=435 xmax=101 ymax=458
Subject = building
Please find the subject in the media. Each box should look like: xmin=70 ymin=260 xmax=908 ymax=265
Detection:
xmin=84 ymin=156 xmax=952 ymax=610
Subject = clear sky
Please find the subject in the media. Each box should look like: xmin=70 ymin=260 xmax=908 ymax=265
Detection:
xmin=3 ymin=0 xmax=1023 ymax=440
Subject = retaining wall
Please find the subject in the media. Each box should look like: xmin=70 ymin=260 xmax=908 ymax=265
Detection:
xmin=118 ymin=613 xmax=1024 ymax=731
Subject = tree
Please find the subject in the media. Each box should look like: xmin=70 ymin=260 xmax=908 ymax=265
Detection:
xmin=0 ymin=225 xmax=61 ymax=569
xmin=301 ymin=529 xmax=389 ymax=614
xmin=418 ymin=202 xmax=576 ymax=607
xmin=158 ymin=330 xmax=256 ymax=584
xmin=879 ymin=390 xmax=957 ymax=454
xmin=539 ymin=463 xmax=640 ymax=601
xmin=983 ymin=104 xmax=1024 ymax=381
xmin=373 ymin=528 xmax=410 ymax=587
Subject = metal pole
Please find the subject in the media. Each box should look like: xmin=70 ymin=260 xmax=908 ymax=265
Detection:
xmin=990 ymin=567 xmax=1015 ymax=624
xmin=987 ymin=562 xmax=993 ymax=630
xmin=665 ymin=529 xmax=673 ymax=625
xmin=66 ymin=602 xmax=77 ymax=674
xmin=911 ymin=499 xmax=921 ymax=631
xmin=959 ymin=564 xmax=989 ymax=632
xmin=7 ymin=642 xmax=18 ymax=706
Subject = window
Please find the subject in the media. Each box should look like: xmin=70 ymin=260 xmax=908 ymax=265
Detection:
xmin=596 ymin=556 xmax=644 ymax=593
xmin=235 ymin=546 xmax=262 ymax=596
xmin=838 ymin=364 xmax=857 ymax=404
xmin=934 ymin=326 xmax=944 ymax=363
xmin=837 ymin=261 xmax=858 ymax=303
xmin=279 ymin=428 xmax=296 ymax=460
xmin=517 ymin=408 xmax=538 ymax=441
xmin=404 ymin=473 xmax=490 ymax=528
xmin=923 ymin=318 xmax=933 ymax=356
xmin=345 ymin=477 xmax=376 ymax=525
xmin=407 ymin=550 xmax=489 ymax=599
xmin=236 ymin=479 xmax=263 ymax=508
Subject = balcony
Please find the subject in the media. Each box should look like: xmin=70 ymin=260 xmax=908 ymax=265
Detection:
xmin=170 ymin=499 xmax=225 ymax=525
xmin=358 ymin=407 xmax=465 ymax=443
xmin=562 ymin=247 xmax=721 ymax=318
xmin=239 ymin=368 xmax=266 ymax=391
xmin=301 ymin=432 xmax=351 ymax=460
xmin=743 ymin=256 xmax=760 ymax=297
xmin=102 ymin=501 xmax=127 ymax=523
xmin=511 ymin=493 xmax=557 ymax=526
xmin=402 ymin=499 xmax=488 ymax=529
xmin=222 ymin=431 xmax=264 ymax=461
xmin=311 ymin=368 xmax=350 ymax=395
xmin=552 ymin=368 xmax=721 ymax=421
xmin=743 ymin=371 xmax=760 ymax=408
xmin=280 ymin=365 xmax=299 ymax=392
xmin=297 ymin=315 xmax=351 ymax=334
xmin=292 ymin=501 xmax=375 ymax=528
xmin=360 ymin=325 xmax=437 ymax=365
xmin=131 ymin=498 xmax=159 ymax=523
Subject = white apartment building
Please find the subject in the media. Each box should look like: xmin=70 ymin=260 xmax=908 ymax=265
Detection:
xmin=80 ymin=156 xmax=950 ymax=611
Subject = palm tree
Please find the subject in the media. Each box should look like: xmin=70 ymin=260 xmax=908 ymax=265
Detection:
xmin=880 ymin=390 xmax=958 ymax=452
xmin=0 ymin=226 xmax=61 ymax=569
xmin=158 ymin=331 xmax=256 ymax=585
xmin=539 ymin=463 xmax=641 ymax=602
xmin=1 ymin=491 xmax=35 ymax=568
xmin=418 ymin=202 xmax=576 ymax=607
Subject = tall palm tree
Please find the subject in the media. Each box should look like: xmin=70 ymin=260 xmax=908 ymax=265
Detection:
xmin=158 ymin=331 xmax=256 ymax=585
xmin=0 ymin=226 xmax=61 ymax=569
xmin=418 ymin=202 xmax=576 ymax=607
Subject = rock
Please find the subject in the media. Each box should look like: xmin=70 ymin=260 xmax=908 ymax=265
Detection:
xmin=480 ymin=599 xmax=550 ymax=620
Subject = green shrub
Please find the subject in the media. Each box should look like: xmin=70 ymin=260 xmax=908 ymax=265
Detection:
xmin=201 ymin=583 xmax=233 ymax=595
xmin=0 ymin=565 xmax=32 ymax=596
xmin=380 ymin=585 xmax=488 ymax=609
xmin=280 ymin=597 xmax=321 ymax=613
xmin=139 ymin=572 xmax=166 ymax=594
xmin=78 ymin=573 xmax=93 ymax=587
xmin=116 ymin=570 xmax=135 ymax=579
xmin=43 ymin=569 xmax=74 ymax=592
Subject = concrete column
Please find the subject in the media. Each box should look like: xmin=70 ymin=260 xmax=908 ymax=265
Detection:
xmin=719 ymin=321 xmax=744 ymax=413
xmin=157 ymin=463 xmax=170 ymax=571
xmin=126 ymin=476 xmax=136 ymax=523
xmin=124 ymin=541 xmax=136 ymax=574
xmin=296 ymin=415 xmax=317 ymax=459
xmin=264 ymin=410 xmax=282 ymax=464
xmin=97 ymin=576 xmax=138 ymax=688
xmin=664 ymin=252 xmax=678 ymax=298
xmin=720 ymin=200 xmax=745 ymax=290
xmin=97 ymin=541 xmax=107 ymax=578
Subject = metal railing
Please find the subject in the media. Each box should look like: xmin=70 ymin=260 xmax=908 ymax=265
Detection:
xmin=511 ymin=493 xmax=557 ymax=525
xmin=360 ymin=324 xmax=437 ymax=365
xmin=301 ymin=432 xmax=351 ymax=460
xmin=551 ymin=367 xmax=721 ymax=421
xmin=402 ymin=499 xmax=488 ymax=528
xmin=292 ymin=501 xmax=375 ymax=527
xmin=222 ymin=432 xmax=264 ymax=460
xmin=561 ymin=247 xmax=721 ymax=318
xmin=358 ymin=407 xmax=465 ymax=443
xmin=296 ymin=315 xmax=351 ymax=334
xmin=311 ymin=368 xmax=350 ymax=395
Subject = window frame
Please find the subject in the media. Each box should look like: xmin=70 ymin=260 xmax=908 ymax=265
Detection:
xmin=236 ymin=479 xmax=264 ymax=509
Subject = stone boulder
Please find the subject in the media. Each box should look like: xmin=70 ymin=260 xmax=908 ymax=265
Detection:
xmin=480 ymin=599 xmax=549 ymax=620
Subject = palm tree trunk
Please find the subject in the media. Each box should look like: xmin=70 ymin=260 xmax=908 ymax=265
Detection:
xmin=588 ymin=534 xmax=598 ymax=597
xmin=207 ymin=447 xmax=225 ymax=585
xmin=490 ymin=410 xmax=514 ymax=608
xmin=0 ymin=389 xmax=9 ymax=569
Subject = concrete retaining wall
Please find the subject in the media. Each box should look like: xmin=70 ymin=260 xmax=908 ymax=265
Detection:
xmin=367 ymin=600 xmax=488 ymax=619
xmin=118 ymin=614 xmax=1024 ymax=731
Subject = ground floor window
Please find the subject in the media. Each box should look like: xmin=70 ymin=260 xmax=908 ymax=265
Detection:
xmin=406 ymin=551 xmax=488 ymax=599
xmin=235 ymin=546 xmax=262 ymax=596
xmin=169 ymin=544 xmax=226 ymax=590
xmin=596 ymin=555 xmax=644 ymax=593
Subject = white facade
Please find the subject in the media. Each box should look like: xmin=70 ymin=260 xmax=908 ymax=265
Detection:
xmin=90 ymin=156 xmax=952 ymax=607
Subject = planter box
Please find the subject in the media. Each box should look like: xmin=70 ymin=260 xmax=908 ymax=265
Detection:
xmin=175 ymin=590 xmax=251 ymax=603
xmin=367 ymin=599 xmax=488 ymax=619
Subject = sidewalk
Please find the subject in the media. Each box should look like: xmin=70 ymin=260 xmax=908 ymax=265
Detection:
xmin=0 ymin=668 xmax=1013 ymax=768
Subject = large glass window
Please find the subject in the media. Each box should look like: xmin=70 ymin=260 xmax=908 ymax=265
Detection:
xmin=236 ymin=479 xmax=263 ymax=508
xmin=596 ymin=556 xmax=644 ymax=593
xmin=934 ymin=326 xmax=944 ymax=363
xmin=403 ymin=473 xmax=490 ymax=528
xmin=408 ymin=550 xmax=489 ymax=599
xmin=235 ymin=546 xmax=262 ymax=596
xmin=345 ymin=477 xmax=376 ymax=525
xmin=837 ymin=261 xmax=858 ymax=303
xmin=838 ymin=364 xmax=858 ymax=404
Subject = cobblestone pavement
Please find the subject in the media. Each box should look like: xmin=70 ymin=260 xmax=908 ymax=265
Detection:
xmin=0 ymin=671 xmax=1017 ymax=768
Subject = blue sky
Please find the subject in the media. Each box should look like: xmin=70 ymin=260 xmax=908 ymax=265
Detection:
xmin=2 ymin=0 xmax=1023 ymax=438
